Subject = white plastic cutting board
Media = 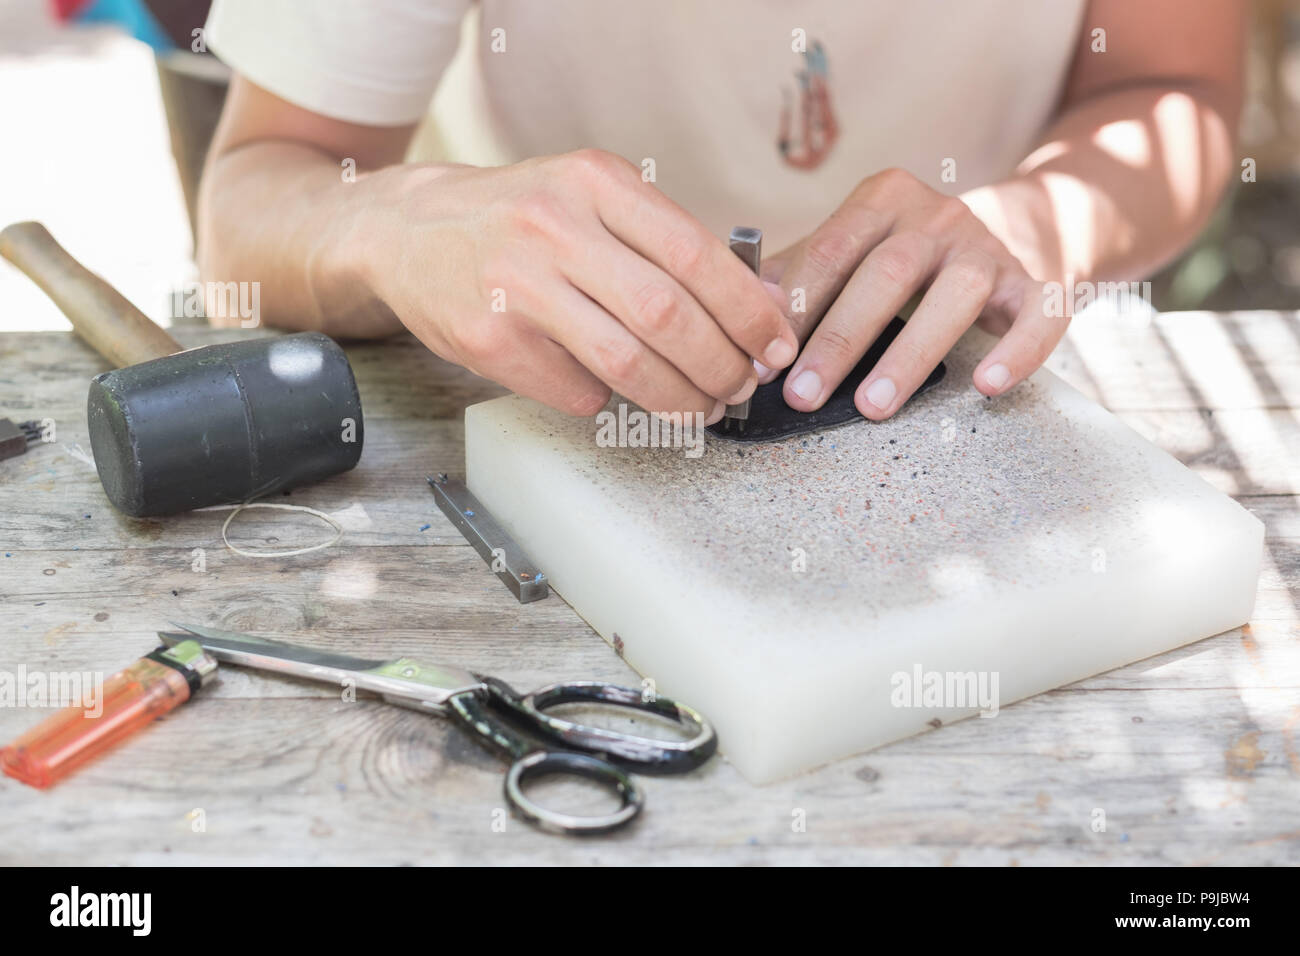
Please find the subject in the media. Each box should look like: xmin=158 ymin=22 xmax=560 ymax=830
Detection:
xmin=464 ymin=330 xmax=1263 ymax=783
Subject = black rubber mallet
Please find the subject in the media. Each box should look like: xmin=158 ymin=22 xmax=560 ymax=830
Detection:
xmin=0 ymin=221 xmax=363 ymax=517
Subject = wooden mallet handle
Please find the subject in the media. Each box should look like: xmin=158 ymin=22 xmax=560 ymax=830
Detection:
xmin=0 ymin=221 xmax=182 ymax=368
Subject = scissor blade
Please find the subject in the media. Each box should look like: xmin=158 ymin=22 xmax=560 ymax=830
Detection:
xmin=161 ymin=623 xmax=482 ymax=706
xmin=162 ymin=623 xmax=387 ymax=672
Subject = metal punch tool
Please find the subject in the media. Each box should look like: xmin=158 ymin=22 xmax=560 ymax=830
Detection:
xmin=722 ymin=226 xmax=763 ymax=433
xmin=160 ymin=623 xmax=718 ymax=835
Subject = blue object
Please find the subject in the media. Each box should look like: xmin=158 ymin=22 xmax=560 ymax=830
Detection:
xmin=75 ymin=0 xmax=173 ymax=52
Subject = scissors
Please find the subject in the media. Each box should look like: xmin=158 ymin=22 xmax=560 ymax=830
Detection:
xmin=159 ymin=623 xmax=717 ymax=835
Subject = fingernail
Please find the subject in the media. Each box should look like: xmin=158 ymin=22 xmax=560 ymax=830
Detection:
xmin=753 ymin=358 xmax=779 ymax=385
xmin=727 ymin=376 xmax=756 ymax=404
xmin=764 ymin=338 xmax=797 ymax=368
xmin=788 ymin=369 xmax=822 ymax=403
xmin=864 ymin=376 xmax=897 ymax=410
xmin=706 ymin=401 xmax=725 ymax=426
xmin=762 ymin=279 xmax=786 ymax=304
xmin=984 ymin=363 xmax=1011 ymax=391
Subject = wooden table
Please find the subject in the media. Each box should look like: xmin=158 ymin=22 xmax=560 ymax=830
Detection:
xmin=1 ymin=312 xmax=1296 ymax=865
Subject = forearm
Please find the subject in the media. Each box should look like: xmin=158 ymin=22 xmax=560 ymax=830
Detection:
xmin=197 ymin=141 xmax=409 ymax=336
xmin=962 ymin=84 xmax=1239 ymax=285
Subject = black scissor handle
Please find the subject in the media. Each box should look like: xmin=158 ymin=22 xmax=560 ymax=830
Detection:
xmin=504 ymin=750 xmax=642 ymax=835
xmin=494 ymin=680 xmax=719 ymax=775
xmin=447 ymin=688 xmax=643 ymax=835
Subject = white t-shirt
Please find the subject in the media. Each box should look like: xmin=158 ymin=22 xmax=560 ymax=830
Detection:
xmin=205 ymin=0 xmax=1085 ymax=250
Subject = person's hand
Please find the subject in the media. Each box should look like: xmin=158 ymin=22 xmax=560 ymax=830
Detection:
xmin=364 ymin=149 xmax=799 ymax=423
xmin=758 ymin=167 xmax=1066 ymax=419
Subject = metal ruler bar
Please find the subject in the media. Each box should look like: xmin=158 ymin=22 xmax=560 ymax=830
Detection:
xmin=427 ymin=474 xmax=549 ymax=604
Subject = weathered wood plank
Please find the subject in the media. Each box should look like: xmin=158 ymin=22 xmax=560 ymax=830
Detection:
xmin=0 ymin=329 xmax=507 ymax=423
xmin=0 ymin=314 xmax=1296 ymax=865
xmin=1 ymin=687 xmax=1295 ymax=866
xmin=1 ymin=412 xmax=1295 ymax=554
xmin=1047 ymin=309 xmax=1300 ymax=411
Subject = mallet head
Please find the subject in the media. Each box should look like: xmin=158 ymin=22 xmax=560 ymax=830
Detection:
xmin=87 ymin=332 xmax=363 ymax=516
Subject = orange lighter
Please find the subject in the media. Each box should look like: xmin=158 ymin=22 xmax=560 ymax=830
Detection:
xmin=1 ymin=640 xmax=217 ymax=789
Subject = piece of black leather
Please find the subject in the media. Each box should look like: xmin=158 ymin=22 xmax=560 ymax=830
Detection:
xmin=706 ymin=316 xmax=946 ymax=443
